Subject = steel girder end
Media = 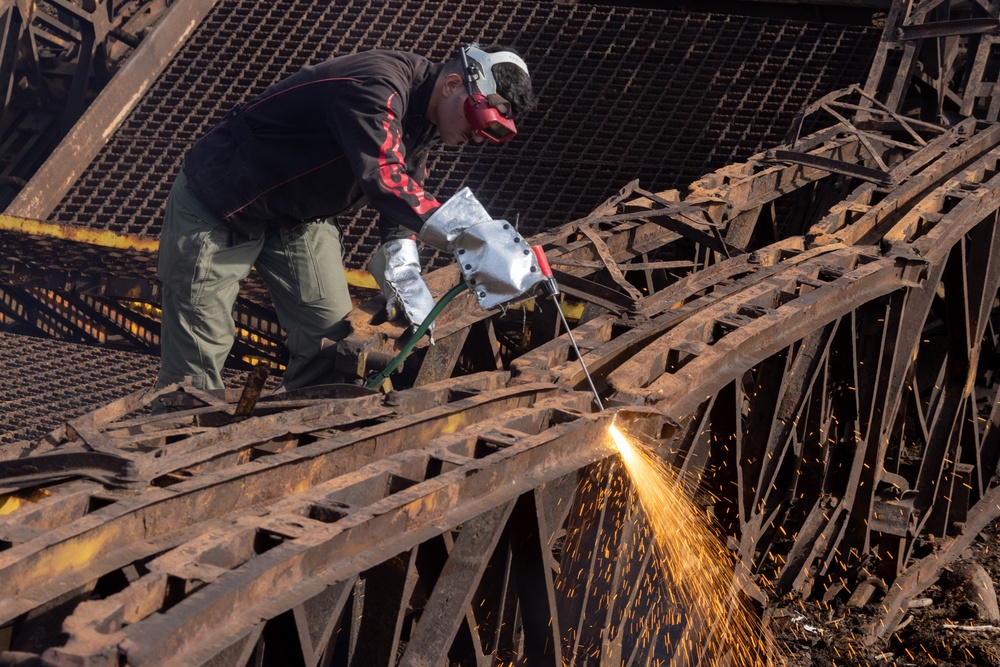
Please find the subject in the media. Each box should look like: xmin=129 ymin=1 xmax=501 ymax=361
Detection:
xmin=886 ymin=250 xmax=931 ymax=286
xmin=606 ymin=405 xmax=679 ymax=451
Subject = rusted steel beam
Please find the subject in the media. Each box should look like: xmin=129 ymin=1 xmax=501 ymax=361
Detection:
xmin=43 ymin=396 xmax=615 ymax=666
xmin=398 ymin=501 xmax=515 ymax=667
xmin=5 ymin=0 xmax=219 ymax=219
xmin=23 ymin=373 xmax=545 ymax=486
xmin=0 ymin=255 xmax=159 ymax=302
xmin=576 ymin=224 xmax=646 ymax=301
xmin=625 ymin=188 xmax=740 ymax=258
xmin=554 ymin=457 xmax=662 ymax=665
xmin=905 ymin=156 xmax=1000 ymax=260
xmin=810 ymin=122 xmax=1000 ymax=246
xmin=0 ymin=373 xmax=547 ymax=624
xmin=911 ymin=240 xmax=997 ymax=525
xmin=766 ymin=150 xmax=890 ymax=185
xmin=800 ymin=85 xmax=922 ymax=137
xmin=864 ymin=0 xmax=1000 ymax=123
xmin=774 ymin=313 xmax=874 ymax=595
xmin=688 ymin=129 xmax=863 ymax=221
xmin=607 ymin=248 xmax=912 ymax=411
xmin=0 ymin=3 xmax=22 ymax=109
xmin=0 ymin=1 xmax=174 ymax=202
xmin=962 ymin=34 xmax=1000 ymax=121
xmin=897 ymin=17 xmax=1000 ymax=39
xmin=739 ymin=323 xmax=836 ymax=574
xmin=0 ymin=214 xmax=159 ymax=251
xmin=0 ymin=284 xmax=93 ymax=344
xmin=513 ymin=240 xmax=827 ymax=392
xmin=870 ymin=481 xmax=1000 ymax=643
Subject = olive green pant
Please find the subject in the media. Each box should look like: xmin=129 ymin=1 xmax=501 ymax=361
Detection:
xmin=156 ymin=171 xmax=352 ymax=391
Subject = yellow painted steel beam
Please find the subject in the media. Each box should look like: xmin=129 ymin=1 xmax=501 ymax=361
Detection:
xmin=0 ymin=214 xmax=382 ymax=290
xmin=0 ymin=214 xmax=585 ymax=303
xmin=0 ymin=489 xmax=51 ymax=515
xmin=346 ymin=268 xmax=378 ymax=290
xmin=0 ymin=214 xmax=159 ymax=252
xmin=516 ymin=297 xmax=585 ymax=321
xmin=0 ymin=215 xmax=583 ymax=310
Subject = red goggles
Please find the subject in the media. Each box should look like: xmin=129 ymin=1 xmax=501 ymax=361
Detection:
xmin=464 ymin=93 xmax=518 ymax=144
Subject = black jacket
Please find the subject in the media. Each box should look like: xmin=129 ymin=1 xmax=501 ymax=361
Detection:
xmin=183 ymin=50 xmax=443 ymax=238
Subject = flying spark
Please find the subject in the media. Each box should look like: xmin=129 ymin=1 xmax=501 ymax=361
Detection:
xmin=608 ymin=421 xmax=786 ymax=667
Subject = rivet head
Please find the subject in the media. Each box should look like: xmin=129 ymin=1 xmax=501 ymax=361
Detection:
xmin=530 ymin=266 xmax=537 ymax=272
xmin=464 ymin=264 xmax=472 ymax=270
xmin=514 ymin=237 xmax=521 ymax=243
xmin=503 ymin=223 xmax=510 ymax=230
xmin=458 ymin=248 xmax=465 ymax=255
xmin=523 ymin=249 xmax=530 ymax=255
xmin=469 ymin=279 xmax=476 ymax=285
xmin=479 ymin=291 xmax=486 ymax=298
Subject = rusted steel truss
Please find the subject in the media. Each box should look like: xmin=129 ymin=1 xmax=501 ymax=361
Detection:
xmin=506 ymin=129 xmax=1000 ymax=647
xmin=864 ymin=0 xmax=1000 ymax=122
xmin=518 ymin=140 xmax=1000 ymax=652
xmin=0 ymin=373 xmax=680 ymax=666
xmin=3 ymin=119 xmax=999 ymax=662
xmin=0 ymin=227 xmax=286 ymax=366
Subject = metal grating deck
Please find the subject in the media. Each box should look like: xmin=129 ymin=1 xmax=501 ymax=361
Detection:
xmin=48 ymin=0 xmax=878 ymax=271
xmin=0 ymin=332 xmax=159 ymax=445
xmin=0 ymin=330 xmax=283 ymax=445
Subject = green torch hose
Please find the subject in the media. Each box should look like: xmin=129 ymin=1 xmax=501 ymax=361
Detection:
xmin=365 ymin=282 xmax=469 ymax=391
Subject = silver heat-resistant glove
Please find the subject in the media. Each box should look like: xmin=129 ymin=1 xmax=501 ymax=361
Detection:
xmin=419 ymin=188 xmax=544 ymax=311
xmin=369 ymin=238 xmax=437 ymax=335
xmin=417 ymin=187 xmax=492 ymax=250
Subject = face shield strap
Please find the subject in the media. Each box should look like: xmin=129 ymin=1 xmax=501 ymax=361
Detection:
xmin=460 ymin=43 xmax=529 ymax=98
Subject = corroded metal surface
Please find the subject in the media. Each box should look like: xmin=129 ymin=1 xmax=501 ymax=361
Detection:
xmin=865 ymin=0 xmax=1000 ymax=122
xmin=0 ymin=373 xmax=643 ymax=666
xmin=5 ymin=116 xmax=1000 ymax=660
xmin=2 ymin=0 xmax=1000 ymax=664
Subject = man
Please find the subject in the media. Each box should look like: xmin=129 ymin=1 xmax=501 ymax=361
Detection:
xmin=155 ymin=44 xmax=536 ymax=393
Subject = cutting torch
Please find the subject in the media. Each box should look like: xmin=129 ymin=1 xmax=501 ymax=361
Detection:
xmin=368 ymin=244 xmax=606 ymax=412
xmin=530 ymin=245 xmax=604 ymax=410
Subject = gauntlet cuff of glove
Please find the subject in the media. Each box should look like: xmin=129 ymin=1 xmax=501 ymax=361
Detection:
xmin=373 ymin=239 xmax=436 ymax=331
xmin=418 ymin=187 xmax=492 ymax=250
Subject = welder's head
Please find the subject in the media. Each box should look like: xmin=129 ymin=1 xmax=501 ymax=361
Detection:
xmin=459 ymin=44 xmax=534 ymax=144
xmin=438 ymin=43 xmax=536 ymax=146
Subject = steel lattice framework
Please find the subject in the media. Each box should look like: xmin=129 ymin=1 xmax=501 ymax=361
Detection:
xmin=1 ymin=0 xmax=1000 ymax=664
xmin=0 ymin=0 xmax=170 ymax=209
